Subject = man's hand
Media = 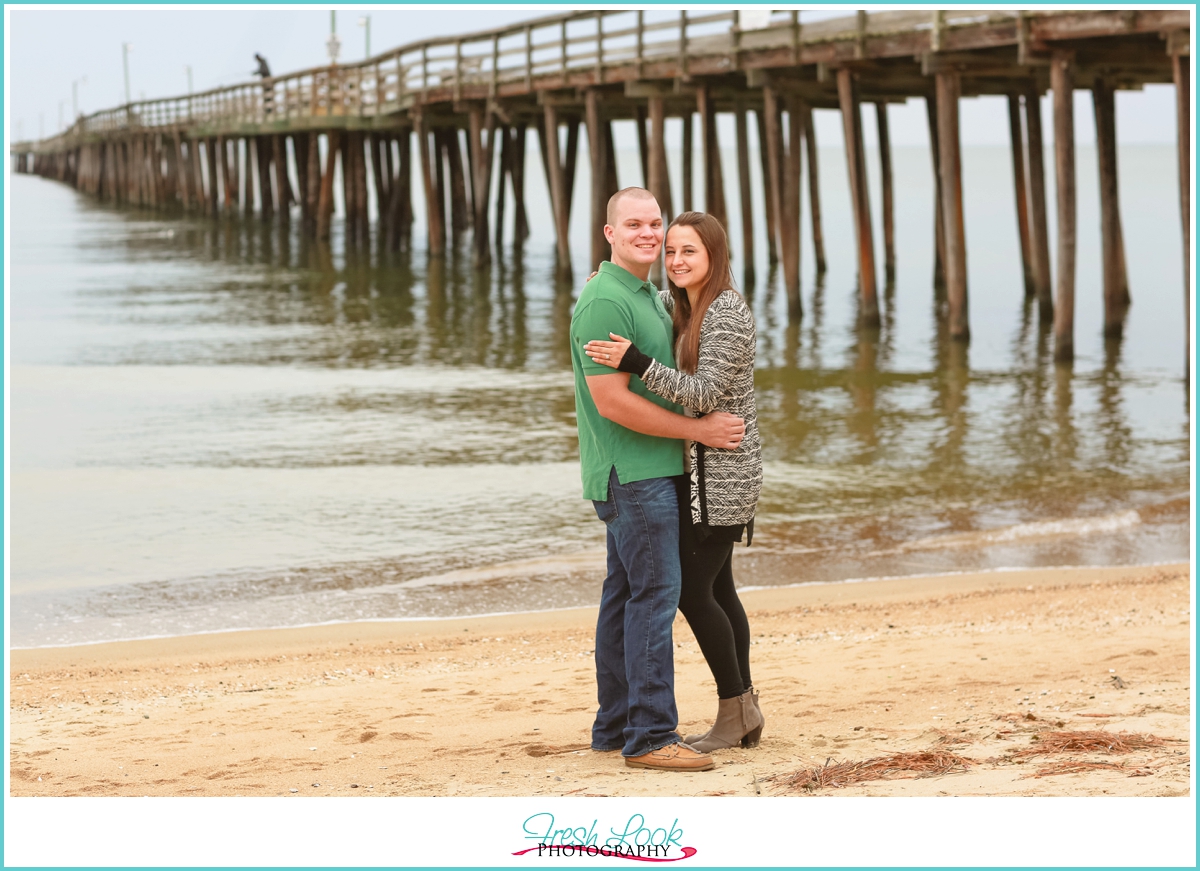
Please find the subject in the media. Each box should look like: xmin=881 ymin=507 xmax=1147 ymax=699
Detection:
xmin=693 ymin=412 xmax=744 ymax=450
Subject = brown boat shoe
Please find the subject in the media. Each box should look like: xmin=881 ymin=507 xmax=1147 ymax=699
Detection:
xmin=624 ymin=742 xmax=716 ymax=772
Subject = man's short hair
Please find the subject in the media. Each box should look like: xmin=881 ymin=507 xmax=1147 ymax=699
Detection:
xmin=606 ymin=187 xmax=658 ymax=227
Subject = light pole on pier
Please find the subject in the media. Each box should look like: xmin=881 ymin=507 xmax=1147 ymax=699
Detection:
xmin=327 ymin=10 xmax=341 ymax=64
xmin=358 ymin=15 xmax=370 ymax=58
xmin=122 ymin=42 xmax=133 ymax=105
xmin=72 ymin=76 xmax=86 ymax=120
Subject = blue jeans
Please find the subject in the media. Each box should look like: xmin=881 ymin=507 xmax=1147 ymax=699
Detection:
xmin=591 ymin=468 xmax=683 ymax=757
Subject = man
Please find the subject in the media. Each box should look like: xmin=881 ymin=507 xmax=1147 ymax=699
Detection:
xmin=570 ymin=187 xmax=745 ymax=772
xmin=253 ymin=54 xmax=273 ymax=116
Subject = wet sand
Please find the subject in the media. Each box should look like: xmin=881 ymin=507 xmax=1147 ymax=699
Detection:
xmin=9 ymin=563 xmax=1190 ymax=797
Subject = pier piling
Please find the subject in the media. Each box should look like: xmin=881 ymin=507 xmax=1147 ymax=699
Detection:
xmin=415 ymin=118 xmax=444 ymax=256
xmin=317 ymin=131 xmax=337 ymax=242
xmin=755 ymin=107 xmax=778 ymax=266
xmin=839 ymin=68 xmax=879 ymax=327
xmin=256 ymin=137 xmax=273 ymax=220
xmin=925 ymin=93 xmax=946 ymax=294
xmin=446 ymin=128 xmax=470 ymax=236
xmin=343 ymin=132 xmax=359 ymax=244
xmin=220 ymin=137 xmax=235 ymax=211
xmin=1093 ymin=76 xmax=1129 ymax=337
xmin=735 ymin=100 xmax=755 ymax=287
xmin=762 ymin=87 xmax=785 ymax=284
xmin=698 ymin=85 xmax=726 ymax=228
xmin=495 ymin=124 xmax=510 ymax=250
xmin=647 ymin=95 xmax=671 ymax=222
xmin=876 ymin=102 xmax=895 ymax=281
xmin=468 ymin=104 xmax=497 ymax=268
xmin=936 ymin=71 xmax=968 ymax=341
xmin=603 ymin=121 xmax=619 ymax=212
xmin=433 ymin=130 xmax=448 ymax=245
xmin=510 ymin=125 xmax=529 ymax=245
xmin=242 ymin=139 xmax=254 ymax=217
xmin=681 ymin=110 xmax=694 ymax=213
xmin=1007 ymin=94 xmax=1035 ymax=298
xmin=294 ymin=134 xmax=310 ymax=229
xmin=305 ymin=133 xmax=321 ymax=236
xmin=563 ymin=117 xmax=581 ymax=220
xmin=1052 ymin=52 xmax=1076 ymax=362
xmin=586 ymin=90 xmax=607 ymax=267
xmin=802 ymin=104 xmax=826 ymax=274
xmin=355 ymin=132 xmax=370 ymax=241
xmin=207 ymin=138 xmax=220 ymax=218
xmin=542 ymin=104 xmax=572 ymax=276
xmin=1172 ymin=48 xmax=1190 ymax=374
xmin=1024 ymin=85 xmax=1053 ymax=319
xmin=634 ymin=105 xmax=649 ymax=186
xmin=783 ymin=96 xmax=803 ymax=318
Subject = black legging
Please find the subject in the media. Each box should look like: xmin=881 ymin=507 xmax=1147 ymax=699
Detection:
xmin=675 ymin=480 xmax=753 ymax=700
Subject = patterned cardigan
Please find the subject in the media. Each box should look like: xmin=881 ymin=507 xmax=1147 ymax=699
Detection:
xmin=641 ymin=289 xmax=762 ymax=529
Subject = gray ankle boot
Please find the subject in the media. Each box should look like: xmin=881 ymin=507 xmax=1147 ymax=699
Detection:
xmin=686 ymin=686 xmax=764 ymax=746
xmin=743 ymin=686 xmax=764 ymax=748
xmin=683 ymin=722 xmax=713 ymax=746
xmin=686 ymin=690 xmax=764 ymax=753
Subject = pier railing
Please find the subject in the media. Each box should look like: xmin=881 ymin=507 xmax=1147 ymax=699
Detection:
xmin=22 ymin=8 xmax=1044 ymax=150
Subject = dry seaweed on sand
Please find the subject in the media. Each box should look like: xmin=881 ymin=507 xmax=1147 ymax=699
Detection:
xmin=1012 ymin=729 xmax=1174 ymax=759
xmin=766 ymin=751 xmax=976 ymax=792
xmin=1019 ymin=760 xmax=1153 ymax=779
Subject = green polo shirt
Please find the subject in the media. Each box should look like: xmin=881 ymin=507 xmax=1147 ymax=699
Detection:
xmin=570 ymin=261 xmax=684 ymax=501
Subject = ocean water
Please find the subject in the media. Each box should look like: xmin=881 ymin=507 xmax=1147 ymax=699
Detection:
xmin=8 ymin=137 xmax=1190 ymax=647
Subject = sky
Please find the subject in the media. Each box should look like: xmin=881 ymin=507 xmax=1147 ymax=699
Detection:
xmin=7 ymin=5 xmax=1182 ymax=148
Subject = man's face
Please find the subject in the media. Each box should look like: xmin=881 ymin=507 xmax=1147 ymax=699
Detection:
xmin=604 ymin=195 xmax=663 ymax=276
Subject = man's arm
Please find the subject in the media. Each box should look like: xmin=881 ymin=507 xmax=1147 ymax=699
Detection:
xmin=586 ymin=373 xmax=744 ymax=450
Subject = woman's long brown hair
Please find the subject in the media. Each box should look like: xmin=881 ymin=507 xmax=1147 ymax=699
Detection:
xmin=666 ymin=211 xmax=737 ymax=374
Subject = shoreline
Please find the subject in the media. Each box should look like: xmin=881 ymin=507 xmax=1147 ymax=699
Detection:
xmin=10 ymin=562 xmax=1191 ymax=797
xmin=10 ymin=556 xmax=1189 ymax=653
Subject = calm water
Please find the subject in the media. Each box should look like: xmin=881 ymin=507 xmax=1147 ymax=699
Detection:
xmin=8 ymin=139 xmax=1191 ymax=647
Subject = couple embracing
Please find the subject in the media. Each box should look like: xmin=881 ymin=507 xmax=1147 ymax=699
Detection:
xmin=570 ymin=187 xmax=763 ymax=772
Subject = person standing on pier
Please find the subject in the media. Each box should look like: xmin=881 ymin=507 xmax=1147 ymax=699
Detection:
xmin=570 ymin=188 xmax=745 ymax=772
xmin=253 ymin=54 xmax=273 ymax=115
xmin=585 ymin=211 xmax=764 ymax=753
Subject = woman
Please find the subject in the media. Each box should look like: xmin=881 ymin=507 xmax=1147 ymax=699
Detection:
xmin=584 ymin=211 xmax=763 ymax=752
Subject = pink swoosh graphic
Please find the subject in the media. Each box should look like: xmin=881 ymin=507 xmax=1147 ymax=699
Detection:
xmin=511 ymin=846 xmax=697 ymax=862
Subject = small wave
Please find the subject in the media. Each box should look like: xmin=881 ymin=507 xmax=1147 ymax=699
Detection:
xmin=385 ymin=550 xmax=606 ymax=590
xmin=874 ymin=509 xmax=1142 ymax=556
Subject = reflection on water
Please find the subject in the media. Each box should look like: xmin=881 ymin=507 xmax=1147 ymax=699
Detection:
xmin=57 ymin=210 xmax=584 ymax=375
xmin=8 ymin=142 xmax=1190 ymax=646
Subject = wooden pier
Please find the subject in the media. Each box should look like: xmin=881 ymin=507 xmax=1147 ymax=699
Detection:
xmin=11 ymin=8 xmax=1192 ymax=360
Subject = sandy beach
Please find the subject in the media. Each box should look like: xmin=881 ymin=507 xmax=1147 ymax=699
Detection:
xmin=9 ymin=563 xmax=1191 ymax=798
